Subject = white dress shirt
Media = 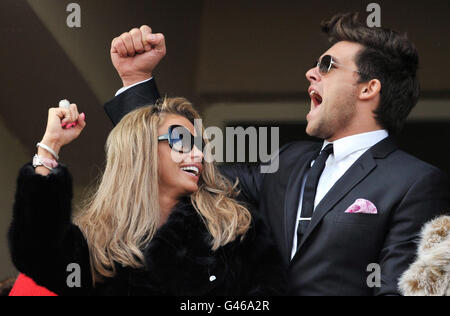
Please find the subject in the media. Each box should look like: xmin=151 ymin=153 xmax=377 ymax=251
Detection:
xmin=115 ymin=77 xmax=153 ymax=96
xmin=290 ymin=130 xmax=389 ymax=259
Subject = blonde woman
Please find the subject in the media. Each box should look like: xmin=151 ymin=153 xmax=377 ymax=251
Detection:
xmin=9 ymin=98 xmax=286 ymax=296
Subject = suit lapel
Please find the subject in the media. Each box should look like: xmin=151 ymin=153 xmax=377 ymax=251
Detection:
xmin=283 ymin=149 xmax=317 ymax=259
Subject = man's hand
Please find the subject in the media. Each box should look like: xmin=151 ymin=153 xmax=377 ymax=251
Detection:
xmin=111 ymin=25 xmax=166 ymax=87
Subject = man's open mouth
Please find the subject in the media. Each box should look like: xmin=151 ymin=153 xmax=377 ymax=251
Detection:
xmin=310 ymin=90 xmax=323 ymax=107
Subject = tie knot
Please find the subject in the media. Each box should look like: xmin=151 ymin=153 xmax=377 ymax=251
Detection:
xmin=321 ymin=144 xmax=334 ymax=156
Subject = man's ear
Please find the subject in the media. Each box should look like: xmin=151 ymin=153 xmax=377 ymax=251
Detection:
xmin=359 ymin=79 xmax=381 ymax=101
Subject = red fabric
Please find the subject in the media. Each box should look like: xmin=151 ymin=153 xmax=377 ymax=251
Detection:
xmin=9 ymin=273 xmax=57 ymax=296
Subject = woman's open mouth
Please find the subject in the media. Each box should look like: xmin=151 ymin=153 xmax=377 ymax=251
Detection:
xmin=180 ymin=164 xmax=202 ymax=179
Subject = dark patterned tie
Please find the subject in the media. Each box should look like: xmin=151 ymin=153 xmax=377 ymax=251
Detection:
xmin=297 ymin=144 xmax=334 ymax=249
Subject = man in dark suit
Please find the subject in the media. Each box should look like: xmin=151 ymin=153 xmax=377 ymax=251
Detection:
xmin=103 ymin=14 xmax=450 ymax=295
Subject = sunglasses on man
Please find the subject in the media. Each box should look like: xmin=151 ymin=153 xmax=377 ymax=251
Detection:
xmin=158 ymin=124 xmax=205 ymax=153
xmin=315 ymin=55 xmax=361 ymax=75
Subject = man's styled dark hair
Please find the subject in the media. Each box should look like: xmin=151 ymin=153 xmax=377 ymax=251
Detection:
xmin=321 ymin=12 xmax=420 ymax=135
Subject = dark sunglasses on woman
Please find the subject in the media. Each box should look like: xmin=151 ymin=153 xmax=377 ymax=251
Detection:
xmin=158 ymin=124 xmax=205 ymax=153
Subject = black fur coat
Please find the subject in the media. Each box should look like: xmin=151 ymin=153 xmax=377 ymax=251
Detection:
xmin=9 ymin=164 xmax=287 ymax=296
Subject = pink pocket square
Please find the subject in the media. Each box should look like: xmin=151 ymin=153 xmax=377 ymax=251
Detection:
xmin=345 ymin=199 xmax=378 ymax=214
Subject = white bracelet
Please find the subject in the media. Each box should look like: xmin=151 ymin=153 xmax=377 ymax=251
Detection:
xmin=36 ymin=142 xmax=60 ymax=161
xmin=32 ymin=155 xmax=54 ymax=171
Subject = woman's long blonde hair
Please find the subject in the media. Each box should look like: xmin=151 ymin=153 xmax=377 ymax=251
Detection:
xmin=74 ymin=97 xmax=252 ymax=284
